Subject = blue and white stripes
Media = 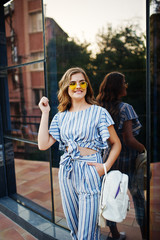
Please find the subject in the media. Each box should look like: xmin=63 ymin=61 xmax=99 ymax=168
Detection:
xmin=48 ymin=105 xmax=114 ymax=239
xmin=59 ymin=153 xmax=102 ymax=240
xmin=49 ymin=105 xmax=114 ymax=154
xmin=118 ymin=102 xmax=142 ymax=136
xmin=104 ymin=102 xmax=142 ymax=171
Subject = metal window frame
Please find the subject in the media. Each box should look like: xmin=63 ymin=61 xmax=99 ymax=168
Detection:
xmin=0 ymin=0 xmax=55 ymax=224
xmin=146 ymin=1 xmax=151 ymax=239
xmin=0 ymin=0 xmax=152 ymax=236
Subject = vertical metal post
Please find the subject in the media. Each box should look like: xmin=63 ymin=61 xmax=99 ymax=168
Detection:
xmin=41 ymin=0 xmax=55 ymax=223
xmin=0 ymin=2 xmax=16 ymax=197
xmin=146 ymin=1 xmax=150 ymax=239
xmin=41 ymin=0 xmax=48 ymax=96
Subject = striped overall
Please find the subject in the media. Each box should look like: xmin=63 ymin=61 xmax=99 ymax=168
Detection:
xmin=104 ymin=102 xmax=146 ymax=227
xmin=49 ymin=105 xmax=114 ymax=240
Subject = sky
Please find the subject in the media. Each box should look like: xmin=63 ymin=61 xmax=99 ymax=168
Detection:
xmin=44 ymin=0 xmax=146 ymax=51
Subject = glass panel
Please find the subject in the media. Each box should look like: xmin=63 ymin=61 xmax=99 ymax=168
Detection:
xmin=44 ymin=0 xmax=147 ymax=238
xmin=150 ymin=1 xmax=160 ymax=239
xmin=13 ymin=140 xmax=52 ymax=211
xmin=3 ymin=0 xmax=44 ymax=67
xmin=6 ymin=63 xmax=44 ymax=141
xmin=52 ymin=167 xmax=67 ymax=227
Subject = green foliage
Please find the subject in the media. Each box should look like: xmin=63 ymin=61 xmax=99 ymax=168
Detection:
xmin=47 ymin=24 xmax=146 ymax=101
xmin=93 ymin=25 xmax=146 ymax=88
xmin=47 ymin=36 xmax=92 ymax=82
xmin=47 ymin=24 xmax=146 ymax=142
xmin=92 ymin=24 xmax=146 ymax=142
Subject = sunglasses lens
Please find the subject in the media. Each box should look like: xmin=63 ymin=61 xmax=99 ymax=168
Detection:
xmin=69 ymin=81 xmax=88 ymax=90
xmin=69 ymin=82 xmax=77 ymax=90
xmin=80 ymin=81 xmax=88 ymax=89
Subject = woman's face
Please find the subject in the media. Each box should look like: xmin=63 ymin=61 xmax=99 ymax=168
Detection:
xmin=119 ymin=78 xmax=128 ymax=97
xmin=68 ymin=73 xmax=87 ymax=101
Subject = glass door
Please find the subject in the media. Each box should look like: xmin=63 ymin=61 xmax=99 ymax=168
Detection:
xmin=44 ymin=0 xmax=149 ymax=239
xmin=3 ymin=0 xmax=55 ymax=220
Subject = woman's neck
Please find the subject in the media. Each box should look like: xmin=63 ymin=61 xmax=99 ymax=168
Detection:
xmin=69 ymin=99 xmax=91 ymax=112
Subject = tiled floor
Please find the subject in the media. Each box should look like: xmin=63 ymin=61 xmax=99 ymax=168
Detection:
xmin=0 ymin=211 xmax=37 ymax=240
xmin=0 ymin=160 xmax=159 ymax=240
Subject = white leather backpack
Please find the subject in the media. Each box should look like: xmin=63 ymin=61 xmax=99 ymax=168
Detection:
xmin=99 ymin=165 xmax=130 ymax=227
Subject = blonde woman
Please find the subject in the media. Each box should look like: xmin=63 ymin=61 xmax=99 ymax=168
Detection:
xmin=38 ymin=67 xmax=121 ymax=240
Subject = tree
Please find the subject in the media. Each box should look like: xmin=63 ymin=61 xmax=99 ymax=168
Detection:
xmin=93 ymin=24 xmax=146 ymax=93
xmin=47 ymin=35 xmax=92 ymax=112
xmin=47 ymin=36 xmax=92 ymax=167
xmin=93 ymin=24 xmax=146 ymax=142
xmin=52 ymin=36 xmax=92 ymax=81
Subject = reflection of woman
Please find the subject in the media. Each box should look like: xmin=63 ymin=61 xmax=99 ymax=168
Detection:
xmin=97 ymin=72 xmax=146 ymax=240
xmin=38 ymin=67 xmax=121 ymax=240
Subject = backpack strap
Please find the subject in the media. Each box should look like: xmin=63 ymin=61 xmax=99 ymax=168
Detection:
xmin=103 ymin=163 xmax=107 ymax=176
xmin=100 ymin=164 xmax=107 ymax=210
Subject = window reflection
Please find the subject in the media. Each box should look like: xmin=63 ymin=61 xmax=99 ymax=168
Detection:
xmin=7 ymin=63 xmax=44 ymax=141
xmin=4 ymin=0 xmax=44 ymax=67
xmin=30 ymin=52 xmax=44 ymax=70
xmin=33 ymin=88 xmax=45 ymax=105
xmin=13 ymin=140 xmax=52 ymax=211
xmin=3 ymin=0 xmax=153 ymax=239
xmin=29 ymin=12 xmax=43 ymax=33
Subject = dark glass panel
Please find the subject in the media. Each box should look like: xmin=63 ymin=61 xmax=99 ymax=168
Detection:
xmin=44 ymin=0 xmax=148 ymax=236
xmin=6 ymin=63 xmax=44 ymax=141
xmin=13 ymin=140 xmax=52 ymax=211
xmin=150 ymin=1 xmax=160 ymax=239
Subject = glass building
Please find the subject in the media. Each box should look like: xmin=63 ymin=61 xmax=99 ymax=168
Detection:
xmin=0 ymin=0 xmax=159 ymax=239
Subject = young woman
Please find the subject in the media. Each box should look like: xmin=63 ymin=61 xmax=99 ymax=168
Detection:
xmin=38 ymin=67 xmax=121 ymax=240
xmin=97 ymin=72 xmax=146 ymax=240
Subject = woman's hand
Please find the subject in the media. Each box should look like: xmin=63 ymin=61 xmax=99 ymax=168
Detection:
xmin=87 ymin=162 xmax=105 ymax=177
xmin=38 ymin=96 xmax=50 ymax=113
xmin=38 ymin=96 xmax=56 ymax=150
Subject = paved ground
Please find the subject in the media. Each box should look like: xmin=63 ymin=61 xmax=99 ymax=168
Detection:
xmin=0 ymin=160 xmax=159 ymax=240
xmin=0 ymin=211 xmax=37 ymax=240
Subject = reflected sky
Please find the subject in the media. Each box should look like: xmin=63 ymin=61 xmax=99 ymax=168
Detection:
xmin=44 ymin=0 xmax=146 ymax=47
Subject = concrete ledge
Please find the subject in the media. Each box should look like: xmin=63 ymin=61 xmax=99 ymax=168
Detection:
xmin=0 ymin=197 xmax=71 ymax=240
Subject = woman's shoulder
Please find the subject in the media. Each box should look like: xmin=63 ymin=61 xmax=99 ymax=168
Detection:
xmin=93 ymin=105 xmax=114 ymax=124
xmin=119 ymin=102 xmax=138 ymax=120
xmin=51 ymin=110 xmax=67 ymax=120
xmin=119 ymin=102 xmax=134 ymax=112
xmin=57 ymin=110 xmax=67 ymax=115
xmin=119 ymin=102 xmax=132 ymax=108
xmin=93 ymin=105 xmax=111 ymax=115
xmin=93 ymin=104 xmax=109 ymax=112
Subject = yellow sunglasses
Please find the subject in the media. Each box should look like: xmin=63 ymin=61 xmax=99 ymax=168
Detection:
xmin=68 ymin=80 xmax=88 ymax=90
xmin=124 ymin=82 xmax=128 ymax=88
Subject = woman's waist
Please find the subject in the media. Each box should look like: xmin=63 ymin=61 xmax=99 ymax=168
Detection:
xmin=61 ymin=151 xmax=102 ymax=165
xmin=66 ymin=146 xmax=97 ymax=156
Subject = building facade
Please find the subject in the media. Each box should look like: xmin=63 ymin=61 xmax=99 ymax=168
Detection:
xmin=0 ymin=0 xmax=159 ymax=239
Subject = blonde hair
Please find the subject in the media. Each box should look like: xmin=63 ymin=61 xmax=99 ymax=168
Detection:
xmin=58 ymin=67 xmax=97 ymax=112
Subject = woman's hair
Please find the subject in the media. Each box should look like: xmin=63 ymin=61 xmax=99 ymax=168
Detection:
xmin=58 ymin=67 xmax=97 ymax=112
xmin=96 ymin=72 xmax=125 ymax=127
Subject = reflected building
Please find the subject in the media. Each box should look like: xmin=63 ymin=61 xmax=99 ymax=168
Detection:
xmin=0 ymin=1 xmax=159 ymax=239
xmin=4 ymin=0 xmax=67 ymax=147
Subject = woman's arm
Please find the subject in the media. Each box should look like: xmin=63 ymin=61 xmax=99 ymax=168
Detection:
xmin=103 ymin=125 xmax=121 ymax=172
xmin=88 ymin=125 xmax=121 ymax=177
xmin=122 ymin=120 xmax=145 ymax=153
xmin=38 ymin=97 xmax=56 ymax=150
